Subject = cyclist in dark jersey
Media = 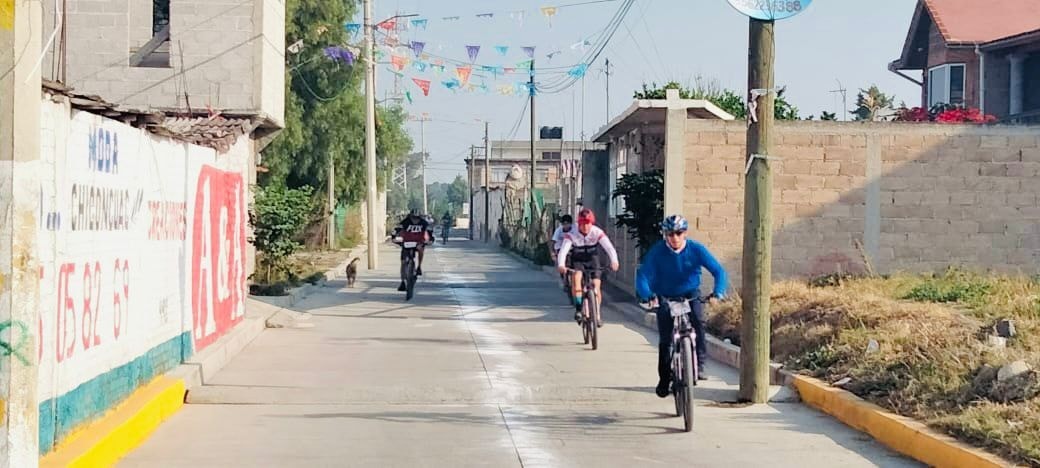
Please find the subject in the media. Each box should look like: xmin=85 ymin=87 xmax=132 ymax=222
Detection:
xmin=392 ymin=210 xmax=434 ymax=291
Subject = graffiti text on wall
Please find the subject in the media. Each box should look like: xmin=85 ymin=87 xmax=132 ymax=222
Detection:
xmin=88 ymin=127 xmax=119 ymax=174
xmin=191 ymin=166 xmax=247 ymax=350
xmin=70 ymin=185 xmax=144 ymax=231
xmin=53 ymin=259 xmax=130 ymax=363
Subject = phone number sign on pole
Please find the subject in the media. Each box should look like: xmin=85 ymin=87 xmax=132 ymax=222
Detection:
xmin=726 ymin=0 xmax=813 ymax=20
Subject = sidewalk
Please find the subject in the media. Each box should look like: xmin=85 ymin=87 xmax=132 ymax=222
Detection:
xmin=121 ymin=239 xmax=919 ymax=467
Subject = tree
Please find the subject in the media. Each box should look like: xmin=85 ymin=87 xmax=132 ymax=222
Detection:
xmin=633 ymin=79 xmax=801 ymax=121
xmin=427 ymin=175 xmax=469 ymax=219
xmin=260 ymin=0 xmax=412 ymax=210
xmin=820 ymin=111 xmax=838 ymax=121
xmin=851 ymin=85 xmax=895 ymax=122
xmin=250 ymin=185 xmax=316 ymax=283
xmin=612 ymin=170 xmax=664 ymax=258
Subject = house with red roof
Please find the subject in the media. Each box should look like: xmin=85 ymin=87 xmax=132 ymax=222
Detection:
xmin=889 ymin=0 xmax=1040 ymax=122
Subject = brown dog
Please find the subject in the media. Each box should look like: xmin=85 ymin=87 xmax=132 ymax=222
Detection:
xmin=345 ymin=257 xmax=361 ymax=288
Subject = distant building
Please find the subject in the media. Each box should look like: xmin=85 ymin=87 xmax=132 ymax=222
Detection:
xmin=464 ymin=138 xmax=604 ymax=242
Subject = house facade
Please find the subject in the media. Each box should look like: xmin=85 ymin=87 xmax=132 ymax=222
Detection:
xmin=889 ymin=0 xmax=1040 ymax=122
xmin=40 ymin=0 xmax=285 ymax=130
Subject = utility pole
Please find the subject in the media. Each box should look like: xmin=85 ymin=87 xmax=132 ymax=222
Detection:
xmin=604 ymin=58 xmax=612 ymax=123
xmin=420 ymin=116 xmax=428 ymax=213
xmin=327 ymin=153 xmax=335 ymax=249
xmin=739 ymin=18 xmax=775 ymax=404
xmin=528 ymin=59 xmax=536 ymax=198
xmin=363 ymin=0 xmax=379 ymax=269
xmin=468 ymin=145 xmax=475 ymax=240
xmin=484 ymin=122 xmax=491 ymax=243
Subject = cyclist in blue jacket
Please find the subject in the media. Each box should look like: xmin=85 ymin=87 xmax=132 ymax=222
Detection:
xmin=636 ymin=214 xmax=728 ymax=398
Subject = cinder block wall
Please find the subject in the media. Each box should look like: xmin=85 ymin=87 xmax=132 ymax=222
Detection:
xmin=42 ymin=0 xmax=284 ymax=121
xmin=682 ymin=120 xmax=1040 ymax=294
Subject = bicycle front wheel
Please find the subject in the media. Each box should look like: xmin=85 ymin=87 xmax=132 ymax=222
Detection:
xmin=680 ymin=337 xmax=695 ymax=432
xmin=587 ymin=290 xmax=598 ymax=350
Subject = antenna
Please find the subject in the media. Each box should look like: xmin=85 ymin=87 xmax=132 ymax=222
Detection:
xmin=829 ymin=79 xmax=848 ymax=121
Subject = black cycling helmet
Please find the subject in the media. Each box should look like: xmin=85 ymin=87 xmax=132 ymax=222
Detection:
xmin=409 ymin=208 xmax=420 ymax=217
xmin=560 ymin=214 xmax=573 ymax=224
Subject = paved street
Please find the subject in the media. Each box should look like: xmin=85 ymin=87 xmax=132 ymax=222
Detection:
xmin=122 ymin=240 xmax=917 ymax=468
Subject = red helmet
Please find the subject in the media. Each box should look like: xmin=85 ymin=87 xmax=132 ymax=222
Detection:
xmin=577 ymin=209 xmax=596 ymax=226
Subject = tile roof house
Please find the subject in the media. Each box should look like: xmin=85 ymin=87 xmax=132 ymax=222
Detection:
xmin=889 ymin=0 xmax=1040 ymax=122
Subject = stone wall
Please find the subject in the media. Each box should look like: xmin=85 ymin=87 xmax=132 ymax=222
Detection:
xmin=681 ymin=120 xmax=1040 ymax=294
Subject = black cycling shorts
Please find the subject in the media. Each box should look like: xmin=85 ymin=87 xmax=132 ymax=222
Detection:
xmin=567 ymin=254 xmax=602 ymax=279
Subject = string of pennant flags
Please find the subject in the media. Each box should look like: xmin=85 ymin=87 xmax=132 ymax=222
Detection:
xmin=314 ymin=0 xmax=617 ymax=101
xmin=342 ymin=0 xmax=616 ymax=35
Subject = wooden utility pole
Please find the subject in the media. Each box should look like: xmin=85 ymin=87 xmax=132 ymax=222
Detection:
xmin=484 ymin=122 xmax=491 ymax=243
xmin=739 ymin=18 xmax=775 ymax=404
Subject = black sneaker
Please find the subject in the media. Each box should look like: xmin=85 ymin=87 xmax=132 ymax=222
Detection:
xmin=397 ymin=282 xmax=407 ymax=292
xmin=655 ymin=380 xmax=670 ymax=398
xmin=574 ymin=310 xmax=582 ymax=322
xmin=416 ymin=267 xmax=423 ymax=276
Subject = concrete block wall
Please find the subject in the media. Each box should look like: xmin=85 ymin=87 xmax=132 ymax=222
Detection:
xmin=42 ymin=0 xmax=284 ymax=121
xmin=36 ymin=96 xmax=251 ymax=453
xmin=681 ymin=119 xmax=1040 ymax=293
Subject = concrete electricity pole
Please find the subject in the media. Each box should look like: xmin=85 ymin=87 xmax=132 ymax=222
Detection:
xmin=528 ymin=60 xmax=536 ymax=197
xmin=419 ymin=116 xmax=428 ymax=213
xmin=363 ymin=0 xmax=379 ymax=269
xmin=327 ymin=153 xmax=335 ymax=249
xmin=1 ymin=0 xmax=44 ymax=462
xmin=739 ymin=18 xmax=776 ymax=404
xmin=484 ymin=121 xmax=490 ymax=243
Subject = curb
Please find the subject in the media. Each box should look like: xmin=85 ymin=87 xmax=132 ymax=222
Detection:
xmin=498 ymin=246 xmax=1017 ymax=467
xmin=249 ymin=248 xmax=362 ymax=310
xmin=791 ymin=375 xmax=1015 ymax=468
xmin=39 ymin=377 xmax=185 ymax=468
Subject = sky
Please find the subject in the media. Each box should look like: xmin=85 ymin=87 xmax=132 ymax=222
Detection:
xmin=365 ymin=0 xmax=921 ymax=183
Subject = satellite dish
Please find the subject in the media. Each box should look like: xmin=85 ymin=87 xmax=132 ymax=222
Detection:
xmin=725 ymin=0 xmax=813 ymax=20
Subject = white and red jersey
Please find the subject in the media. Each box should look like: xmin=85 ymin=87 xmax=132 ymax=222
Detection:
xmin=557 ymin=225 xmax=620 ymax=268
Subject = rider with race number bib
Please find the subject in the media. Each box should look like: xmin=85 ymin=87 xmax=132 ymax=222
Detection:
xmin=392 ymin=209 xmax=434 ymax=291
xmin=636 ymin=215 xmax=728 ymax=397
xmin=556 ymin=209 xmax=620 ymax=323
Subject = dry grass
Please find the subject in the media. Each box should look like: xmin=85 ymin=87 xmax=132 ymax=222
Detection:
xmin=706 ymin=269 xmax=1040 ymax=466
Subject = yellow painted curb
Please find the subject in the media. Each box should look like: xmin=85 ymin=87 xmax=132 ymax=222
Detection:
xmin=40 ymin=376 xmax=186 ymax=468
xmin=791 ymin=374 xmax=1016 ymax=468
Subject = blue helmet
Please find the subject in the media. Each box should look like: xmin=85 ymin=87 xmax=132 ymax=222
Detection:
xmin=661 ymin=214 xmax=689 ymax=234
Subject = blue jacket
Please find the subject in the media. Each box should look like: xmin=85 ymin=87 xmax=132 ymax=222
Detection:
xmin=635 ymin=239 xmax=728 ymax=301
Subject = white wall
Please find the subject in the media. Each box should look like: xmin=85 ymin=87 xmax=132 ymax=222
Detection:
xmin=36 ymin=96 xmax=252 ymax=452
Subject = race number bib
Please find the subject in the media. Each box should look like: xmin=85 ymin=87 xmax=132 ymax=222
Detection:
xmin=668 ymin=300 xmax=691 ymax=317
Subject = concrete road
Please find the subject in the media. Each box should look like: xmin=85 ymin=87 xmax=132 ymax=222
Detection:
xmin=122 ymin=240 xmax=918 ymax=468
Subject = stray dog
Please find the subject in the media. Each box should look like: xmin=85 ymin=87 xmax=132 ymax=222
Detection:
xmin=345 ymin=257 xmax=361 ymax=287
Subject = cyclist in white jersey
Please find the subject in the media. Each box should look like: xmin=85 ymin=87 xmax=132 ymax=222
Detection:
xmin=556 ymin=209 xmax=620 ymax=323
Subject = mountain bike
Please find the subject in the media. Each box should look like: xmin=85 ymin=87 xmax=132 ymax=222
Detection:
xmin=393 ymin=237 xmax=421 ymax=301
xmin=567 ymin=268 xmax=602 ymax=350
xmin=660 ymin=295 xmax=710 ymax=432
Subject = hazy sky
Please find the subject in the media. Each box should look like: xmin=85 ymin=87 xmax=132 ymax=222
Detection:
xmin=365 ymin=0 xmax=921 ymax=183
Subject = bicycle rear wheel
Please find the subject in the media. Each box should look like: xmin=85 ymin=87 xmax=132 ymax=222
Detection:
xmin=680 ymin=337 xmax=695 ymax=432
xmin=587 ymin=290 xmax=598 ymax=350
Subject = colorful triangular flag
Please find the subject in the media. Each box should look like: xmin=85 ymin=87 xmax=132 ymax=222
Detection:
xmin=456 ymin=65 xmax=472 ymax=84
xmin=344 ymin=23 xmax=361 ymax=35
xmin=466 ymin=45 xmax=481 ymax=62
xmin=412 ymin=78 xmax=431 ymax=96
xmin=476 ymin=12 xmax=494 ymax=19
xmin=495 ymin=46 xmax=509 ymax=56
xmin=567 ymin=63 xmax=588 ymax=78
xmin=541 ymin=6 xmax=558 ymax=27
xmin=411 ymin=19 xmax=428 ymax=29
xmin=391 ymin=54 xmax=406 ymax=71
xmin=410 ymin=41 xmax=425 ymax=58
xmin=522 ymin=46 xmax=536 ymax=58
